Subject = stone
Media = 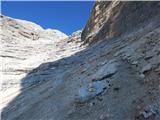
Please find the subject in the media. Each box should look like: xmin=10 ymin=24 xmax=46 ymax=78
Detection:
xmin=78 ymin=80 xmax=110 ymax=101
xmin=142 ymin=106 xmax=157 ymax=119
xmin=92 ymin=59 xmax=117 ymax=81
xmin=132 ymin=61 xmax=138 ymax=65
xmin=139 ymin=74 xmax=145 ymax=79
xmin=99 ymin=114 xmax=109 ymax=120
xmin=141 ymin=63 xmax=152 ymax=74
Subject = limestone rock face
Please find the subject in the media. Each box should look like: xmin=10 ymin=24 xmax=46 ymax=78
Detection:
xmin=0 ymin=15 xmax=85 ymax=111
xmin=81 ymin=1 xmax=160 ymax=44
xmin=1 ymin=2 xmax=160 ymax=120
xmin=1 ymin=15 xmax=68 ymax=41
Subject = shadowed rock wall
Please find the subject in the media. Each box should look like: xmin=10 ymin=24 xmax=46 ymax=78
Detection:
xmin=81 ymin=1 xmax=160 ymax=44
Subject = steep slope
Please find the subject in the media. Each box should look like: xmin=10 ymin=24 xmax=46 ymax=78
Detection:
xmin=0 ymin=15 xmax=85 ymax=110
xmin=1 ymin=1 xmax=160 ymax=120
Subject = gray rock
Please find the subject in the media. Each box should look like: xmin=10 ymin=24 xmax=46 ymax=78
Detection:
xmin=1 ymin=2 xmax=160 ymax=120
xmin=78 ymin=80 xmax=110 ymax=101
xmin=141 ymin=63 xmax=152 ymax=73
xmin=92 ymin=59 xmax=117 ymax=80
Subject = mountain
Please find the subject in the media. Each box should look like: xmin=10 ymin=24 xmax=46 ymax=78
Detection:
xmin=82 ymin=1 xmax=160 ymax=44
xmin=1 ymin=15 xmax=84 ymax=114
xmin=1 ymin=1 xmax=160 ymax=120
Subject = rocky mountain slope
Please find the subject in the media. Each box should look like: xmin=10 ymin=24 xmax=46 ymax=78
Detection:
xmin=0 ymin=15 xmax=85 ymax=111
xmin=1 ymin=1 xmax=160 ymax=120
xmin=82 ymin=1 xmax=160 ymax=44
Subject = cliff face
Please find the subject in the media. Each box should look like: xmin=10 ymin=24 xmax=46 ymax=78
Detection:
xmin=82 ymin=1 xmax=160 ymax=44
xmin=1 ymin=2 xmax=160 ymax=120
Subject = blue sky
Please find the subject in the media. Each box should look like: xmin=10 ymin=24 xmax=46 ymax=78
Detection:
xmin=1 ymin=1 xmax=94 ymax=35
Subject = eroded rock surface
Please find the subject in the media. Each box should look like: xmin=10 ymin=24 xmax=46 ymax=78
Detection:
xmin=0 ymin=15 xmax=85 ymax=110
xmin=81 ymin=1 xmax=160 ymax=44
xmin=1 ymin=1 xmax=160 ymax=120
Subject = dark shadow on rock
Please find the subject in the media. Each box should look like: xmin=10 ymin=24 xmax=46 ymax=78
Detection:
xmin=2 ymin=3 xmax=160 ymax=118
xmin=1 ymin=33 xmax=121 ymax=120
xmin=1 ymin=43 xmax=100 ymax=120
